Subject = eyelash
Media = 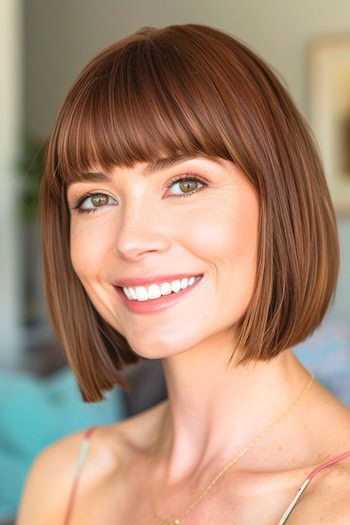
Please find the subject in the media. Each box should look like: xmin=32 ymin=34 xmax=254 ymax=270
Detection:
xmin=70 ymin=173 xmax=210 ymax=214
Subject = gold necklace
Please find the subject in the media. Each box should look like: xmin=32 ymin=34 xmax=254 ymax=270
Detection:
xmin=149 ymin=374 xmax=314 ymax=525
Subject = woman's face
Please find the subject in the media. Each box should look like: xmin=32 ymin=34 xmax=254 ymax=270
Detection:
xmin=67 ymin=156 xmax=259 ymax=359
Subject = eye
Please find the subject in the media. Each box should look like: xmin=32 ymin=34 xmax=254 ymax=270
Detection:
xmin=165 ymin=174 xmax=208 ymax=198
xmin=72 ymin=192 xmax=117 ymax=213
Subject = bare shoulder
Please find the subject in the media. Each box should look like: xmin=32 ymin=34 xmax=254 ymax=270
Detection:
xmin=16 ymin=427 xmax=99 ymax=525
xmin=16 ymin=401 xmax=167 ymax=525
xmin=15 ymin=425 xmax=122 ymax=525
xmin=286 ymin=387 xmax=350 ymax=523
xmin=288 ymin=445 xmax=350 ymax=524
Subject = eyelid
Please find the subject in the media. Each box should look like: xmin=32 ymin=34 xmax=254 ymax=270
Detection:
xmin=164 ymin=172 xmax=210 ymax=190
xmin=69 ymin=191 xmax=117 ymax=211
xmin=165 ymin=172 xmax=209 ymax=184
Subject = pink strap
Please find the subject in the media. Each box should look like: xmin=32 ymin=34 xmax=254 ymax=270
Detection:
xmin=278 ymin=449 xmax=350 ymax=524
xmin=63 ymin=426 xmax=96 ymax=525
xmin=306 ymin=449 xmax=350 ymax=481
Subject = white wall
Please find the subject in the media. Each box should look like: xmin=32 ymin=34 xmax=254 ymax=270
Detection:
xmin=24 ymin=0 xmax=350 ymax=137
xmin=0 ymin=0 xmax=23 ymax=365
xmin=24 ymin=0 xmax=350 ymax=322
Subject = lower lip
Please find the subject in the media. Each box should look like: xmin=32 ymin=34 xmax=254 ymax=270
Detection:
xmin=115 ymin=276 xmax=203 ymax=314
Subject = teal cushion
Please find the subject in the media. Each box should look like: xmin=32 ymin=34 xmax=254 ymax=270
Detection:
xmin=0 ymin=366 xmax=126 ymax=518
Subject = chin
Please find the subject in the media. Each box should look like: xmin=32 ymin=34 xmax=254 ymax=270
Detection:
xmin=128 ymin=340 xmax=193 ymax=359
xmin=127 ymin=342 xmax=181 ymax=360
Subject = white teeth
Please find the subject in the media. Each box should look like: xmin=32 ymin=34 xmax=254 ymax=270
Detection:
xmin=171 ymin=280 xmax=181 ymax=293
xmin=128 ymin=287 xmax=137 ymax=300
xmin=122 ymin=275 xmax=201 ymax=301
xmin=123 ymin=288 xmax=131 ymax=300
xmin=181 ymin=278 xmax=188 ymax=289
xmin=134 ymin=287 xmax=148 ymax=301
xmin=147 ymin=284 xmax=161 ymax=300
xmin=160 ymin=282 xmax=172 ymax=295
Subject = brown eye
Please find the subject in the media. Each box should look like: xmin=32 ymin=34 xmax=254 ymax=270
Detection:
xmin=77 ymin=193 xmax=117 ymax=212
xmin=91 ymin=194 xmax=109 ymax=207
xmin=178 ymin=180 xmax=199 ymax=193
xmin=167 ymin=176 xmax=206 ymax=197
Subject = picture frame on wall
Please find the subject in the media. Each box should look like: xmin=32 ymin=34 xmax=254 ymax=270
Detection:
xmin=309 ymin=33 xmax=350 ymax=216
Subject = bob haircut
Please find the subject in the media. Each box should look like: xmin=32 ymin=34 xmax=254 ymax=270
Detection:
xmin=41 ymin=23 xmax=339 ymax=402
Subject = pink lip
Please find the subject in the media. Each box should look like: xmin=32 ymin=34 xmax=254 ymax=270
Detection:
xmin=114 ymin=273 xmax=203 ymax=287
xmin=114 ymin=275 xmax=203 ymax=314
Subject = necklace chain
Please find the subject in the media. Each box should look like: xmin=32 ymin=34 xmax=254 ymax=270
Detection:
xmin=150 ymin=374 xmax=315 ymax=525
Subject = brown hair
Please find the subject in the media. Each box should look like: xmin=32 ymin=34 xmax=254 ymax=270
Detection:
xmin=41 ymin=23 xmax=339 ymax=401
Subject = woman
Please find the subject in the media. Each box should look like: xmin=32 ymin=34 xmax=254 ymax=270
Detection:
xmin=17 ymin=24 xmax=350 ymax=524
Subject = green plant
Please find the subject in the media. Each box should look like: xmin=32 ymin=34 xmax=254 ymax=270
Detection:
xmin=19 ymin=135 xmax=46 ymax=222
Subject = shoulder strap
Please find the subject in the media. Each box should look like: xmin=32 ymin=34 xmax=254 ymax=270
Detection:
xmin=278 ymin=449 xmax=350 ymax=524
xmin=63 ymin=426 xmax=96 ymax=525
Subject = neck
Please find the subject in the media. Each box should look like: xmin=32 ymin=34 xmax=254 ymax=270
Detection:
xmin=158 ymin=338 xmax=312 ymax=481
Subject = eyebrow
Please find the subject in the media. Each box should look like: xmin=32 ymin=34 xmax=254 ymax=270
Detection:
xmin=143 ymin=155 xmax=199 ymax=174
xmin=75 ymin=154 xmax=213 ymax=183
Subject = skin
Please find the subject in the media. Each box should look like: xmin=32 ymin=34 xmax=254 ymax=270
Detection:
xmin=17 ymin=157 xmax=350 ymax=524
xmin=68 ymin=156 xmax=258 ymax=363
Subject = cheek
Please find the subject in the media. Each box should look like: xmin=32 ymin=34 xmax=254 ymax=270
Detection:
xmin=230 ymin=193 xmax=259 ymax=262
xmin=179 ymin=192 xmax=259 ymax=269
xmin=70 ymin=220 xmax=111 ymax=282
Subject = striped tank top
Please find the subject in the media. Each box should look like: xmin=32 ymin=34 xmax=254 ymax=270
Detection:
xmin=63 ymin=426 xmax=350 ymax=524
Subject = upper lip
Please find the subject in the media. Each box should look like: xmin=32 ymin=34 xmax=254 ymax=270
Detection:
xmin=114 ymin=273 xmax=203 ymax=288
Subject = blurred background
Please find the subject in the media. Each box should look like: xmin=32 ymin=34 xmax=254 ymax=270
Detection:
xmin=1 ymin=1 xmax=349 ymax=522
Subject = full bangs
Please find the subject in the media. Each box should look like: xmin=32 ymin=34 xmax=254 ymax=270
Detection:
xmin=49 ymin=25 xmax=265 ymax=190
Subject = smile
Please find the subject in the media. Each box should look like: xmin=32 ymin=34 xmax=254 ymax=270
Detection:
xmin=122 ymin=275 xmax=202 ymax=301
xmin=115 ymin=274 xmax=204 ymax=314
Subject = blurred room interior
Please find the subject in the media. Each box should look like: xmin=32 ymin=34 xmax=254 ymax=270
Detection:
xmin=1 ymin=1 xmax=350 ymax=523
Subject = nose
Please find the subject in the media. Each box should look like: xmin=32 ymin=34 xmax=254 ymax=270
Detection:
xmin=114 ymin=200 xmax=171 ymax=261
